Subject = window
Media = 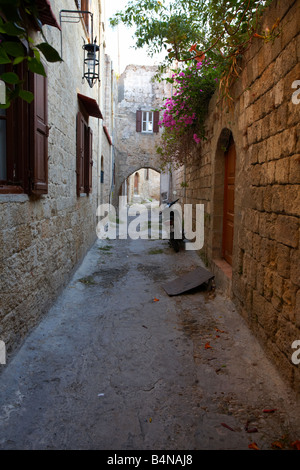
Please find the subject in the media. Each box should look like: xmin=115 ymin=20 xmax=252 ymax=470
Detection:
xmin=142 ymin=111 xmax=153 ymax=133
xmin=0 ymin=62 xmax=48 ymax=195
xmin=136 ymin=110 xmax=160 ymax=134
xmin=100 ymin=156 xmax=104 ymax=184
xmin=76 ymin=93 xmax=103 ymax=196
xmin=76 ymin=112 xmax=93 ymax=196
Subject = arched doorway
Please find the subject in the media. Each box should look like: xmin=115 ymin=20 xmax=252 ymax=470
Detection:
xmin=212 ymin=128 xmax=236 ymax=266
xmin=222 ymin=136 xmax=236 ymax=266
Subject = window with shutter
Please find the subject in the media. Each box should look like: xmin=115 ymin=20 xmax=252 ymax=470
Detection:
xmin=30 ymin=66 xmax=49 ymax=195
xmin=136 ymin=110 xmax=142 ymax=133
xmin=85 ymin=126 xmax=93 ymax=194
xmin=76 ymin=113 xmax=93 ymax=196
xmin=0 ymin=62 xmax=48 ymax=195
xmin=142 ymin=111 xmax=153 ymax=133
xmin=153 ymin=110 xmax=160 ymax=133
xmin=76 ymin=112 xmax=85 ymax=196
xmin=136 ymin=110 xmax=159 ymax=134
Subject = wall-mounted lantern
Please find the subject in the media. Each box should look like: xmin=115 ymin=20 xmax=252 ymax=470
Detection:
xmin=59 ymin=9 xmax=100 ymax=88
xmin=83 ymin=40 xmax=99 ymax=88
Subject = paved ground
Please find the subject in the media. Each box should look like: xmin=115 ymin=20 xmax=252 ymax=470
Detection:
xmin=0 ymin=220 xmax=299 ymax=450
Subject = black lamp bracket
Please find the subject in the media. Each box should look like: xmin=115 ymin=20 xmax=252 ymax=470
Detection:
xmin=59 ymin=9 xmax=95 ymax=59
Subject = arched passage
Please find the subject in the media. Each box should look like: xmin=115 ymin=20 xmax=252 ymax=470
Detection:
xmin=114 ymin=165 xmax=162 ymax=208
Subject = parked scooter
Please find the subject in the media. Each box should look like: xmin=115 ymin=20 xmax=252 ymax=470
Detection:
xmin=160 ymin=198 xmax=185 ymax=252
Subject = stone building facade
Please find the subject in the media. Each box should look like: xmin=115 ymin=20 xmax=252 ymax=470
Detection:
xmin=113 ymin=64 xmax=171 ymax=207
xmin=171 ymin=0 xmax=300 ymax=389
xmin=0 ymin=0 xmax=116 ymax=355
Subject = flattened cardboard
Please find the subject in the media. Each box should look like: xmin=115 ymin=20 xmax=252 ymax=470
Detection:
xmin=162 ymin=266 xmax=214 ymax=296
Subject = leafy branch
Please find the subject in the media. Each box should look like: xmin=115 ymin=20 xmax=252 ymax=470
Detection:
xmin=110 ymin=0 xmax=281 ymax=166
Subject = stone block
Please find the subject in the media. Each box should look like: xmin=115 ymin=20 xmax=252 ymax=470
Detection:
xmin=289 ymin=155 xmax=300 ymax=184
xmin=270 ymin=184 xmax=286 ymax=213
xmin=275 ymin=157 xmax=290 ymax=184
xmin=276 ymin=243 xmax=290 ymax=279
xmin=265 ymin=133 xmax=282 ymax=161
xmin=282 ymin=278 xmax=297 ymax=308
xmin=274 ymin=38 xmax=297 ymax=83
xmin=250 ymin=186 xmax=264 ymax=211
xmin=253 ymin=290 xmax=278 ymax=336
xmin=250 ymin=164 xmax=261 ymax=186
xmin=275 ymin=214 xmax=299 ymax=248
xmin=290 ymin=249 xmax=300 ymax=287
xmin=259 ymin=212 xmax=277 ymax=240
xmin=281 ymin=127 xmax=297 ymax=157
xmin=284 ymin=185 xmax=300 ymax=217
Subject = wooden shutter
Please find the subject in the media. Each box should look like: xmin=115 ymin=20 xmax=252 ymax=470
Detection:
xmin=30 ymin=67 xmax=48 ymax=194
xmin=153 ymin=110 xmax=160 ymax=133
xmin=85 ymin=126 xmax=93 ymax=193
xmin=76 ymin=112 xmax=85 ymax=195
xmin=136 ymin=110 xmax=142 ymax=132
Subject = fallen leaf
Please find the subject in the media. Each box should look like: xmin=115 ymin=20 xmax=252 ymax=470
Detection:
xmin=271 ymin=441 xmax=283 ymax=449
xmin=153 ymin=298 xmax=159 ymax=302
xmin=215 ymin=328 xmax=225 ymax=333
xmin=205 ymin=342 xmax=212 ymax=349
xmin=291 ymin=440 xmax=300 ymax=450
xmin=248 ymin=442 xmax=259 ymax=450
xmin=245 ymin=420 xmax=258 ymax=433
xmin=263 ymin=409 xmax=277 ymax=413
xmin=149 ymin=417 xmax=152 ymax=423
xmin=221 ymin=422 xmax=235 ymax=432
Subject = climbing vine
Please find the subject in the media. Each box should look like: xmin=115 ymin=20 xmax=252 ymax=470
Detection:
xmin=0 ymin=0 xmax=62 ymax=108
xmin=111 ymin=0 xmax=280 ymax=166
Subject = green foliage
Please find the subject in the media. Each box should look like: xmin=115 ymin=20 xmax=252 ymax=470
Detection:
xmin=110 ymin=0 xmax=274 ymax=66
xmin=111 ymin=0 xmax=279 ymax=166
xmin=0 ymin=0 xmax=62 ymax=107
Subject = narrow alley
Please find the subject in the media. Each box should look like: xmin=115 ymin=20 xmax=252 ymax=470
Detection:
xmin=0 ymin=217 xmax=299 ymax=451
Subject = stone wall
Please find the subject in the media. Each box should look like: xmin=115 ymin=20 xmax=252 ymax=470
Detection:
xmin=0 ymin=0 xmax=114 ymax=356
xmin=172 ymin=0 xmax=300 ymax=389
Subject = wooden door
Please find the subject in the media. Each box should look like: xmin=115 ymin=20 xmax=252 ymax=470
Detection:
xmin=222 ymin=139 xmax=236 ymax=265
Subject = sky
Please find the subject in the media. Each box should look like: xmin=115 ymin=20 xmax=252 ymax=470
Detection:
xmin=104 ymin=0 xmax=166 ymax=75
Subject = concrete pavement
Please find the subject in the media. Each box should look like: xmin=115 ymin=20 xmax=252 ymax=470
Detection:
xmin=0 ymin=232 xmax=299 ymax=450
